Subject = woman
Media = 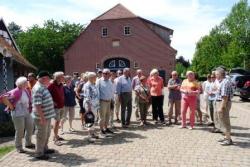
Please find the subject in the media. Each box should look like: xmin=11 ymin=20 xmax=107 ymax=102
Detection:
xmin=75 ymin=73 xmax=88 ymax=128
xmin=135 ymin=76 xmax=151 ymax=126
xmin=61 ymin=75 xmax=77 ymax=133
xmin=147 ymin=69 xmax=165 ymax=124
xmin=83 ymin=72 xmax=100 ymax=143
xmin=8 ymin=77 xmax=35 ymax=153
xmin=180 ymin=71 xmax=200 ymax=130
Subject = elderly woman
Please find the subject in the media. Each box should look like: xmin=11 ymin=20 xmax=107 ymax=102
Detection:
xmin=147 ymin=69 xmax=165 ymax=124
xmin=83 ymin=72 xmax=100 ymax=142
xmin=10 ymin=77 xmax=35 ymax=153
xmin=180 ymin=71 xmax=200 ymax=130
xmin=61 ymin=75 xmax=76 ymax=133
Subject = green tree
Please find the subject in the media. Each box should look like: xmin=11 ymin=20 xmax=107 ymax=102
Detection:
xmin=16 ymin=20 xmax=83 ymax=72
xmin=191 ymin=0 xmax=250 ymax=74
xmin=7 ymin=22 xmax=23 ymax=40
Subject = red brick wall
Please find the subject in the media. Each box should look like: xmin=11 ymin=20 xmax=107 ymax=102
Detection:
xmin=64 ymin=18 xmax=176 ymax=79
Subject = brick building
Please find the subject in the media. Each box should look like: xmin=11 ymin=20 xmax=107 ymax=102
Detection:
xmin=64 ymin=4 xmax=177 ymax=80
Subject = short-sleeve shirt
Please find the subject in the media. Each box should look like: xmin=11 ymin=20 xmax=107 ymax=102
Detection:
xmin=135 ymin=84 xmax=150 ymax=103
xmin=48 ymin=82 xmax=65 ymax=109
xmin=32 ymin=82 xmax=55 ymax=120
xmin=181 ymin=79 xmax=200 ymax=97
xmin=83 ymin=81 xmax=99 ymax=111
xmin=216 ymin=78 xmax=233 ymax=101
xmin=168 ymin=78 xmax=182 ymax=100
xmin=148 ymin=76 xmax=164 ymax=96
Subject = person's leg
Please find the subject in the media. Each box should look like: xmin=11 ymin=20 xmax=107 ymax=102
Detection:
xmin=44 ymin=119 xmax=52 ymax=151
xmin=60 ymin=107 xmax=68 ymax=133
xmin=120 ymin=94 xmax=126 ymax=126
xmin=79 ymin=99 xmax=85 ymax=126
xmin=134 ymin=96 xmax=140 ymax=119
xmin=142 ymin=103 xmax=148 ymax=124
xmin=214 ymin=102 xmax=222 ymax=131
xmin=151 ymin=96 xmax=158 ymax=121
xmin=196 ymin=98 xmax=202 ymax=124
xmin=181 ymin=98 xmax=188 ymax=127
xmin=168 ymin=100 xmax=174 ymax=124
xmin=24 ymin=114 xmax=34 ymax=147
xmin=158 ymin=95 xmax=165 ymax=122
xmin=12 ymin=116 xmax=25 ymax=151
xmin=109 ymin=100 xmax=115 ymax=127
xmin=68 ymin=107 xmax=75 ymax=129
xmin=99 ymin=101 xmax=106 ymax=131
xmin=175 ymin=100 xmax=181 ymax=124
xmin=114 ymin=94 xmax=120 ymax=120
xmin=208 ymin=100 xmax=214 ymax=123
xmin=34 ymin=119 xmax=46 ymax=157
xmin=126 ymin=93 xmax=132 ymax=125
xmin=104 ymin=101 xmax=111 ymax=129
xmin=189 ymin=97 xmax=197 ymax=128
xmin=54 ymin=108 xmax=64 ymax=141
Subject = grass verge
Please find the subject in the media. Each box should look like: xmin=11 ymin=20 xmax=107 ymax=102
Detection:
xmin=0 ymin=145 xmax=15 ymax=159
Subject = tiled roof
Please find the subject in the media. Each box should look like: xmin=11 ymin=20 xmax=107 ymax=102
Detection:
xmin=0 ymin=37 xmax=37 ymax=70
xmin=94 ymin=3 xmax=137 ymax=20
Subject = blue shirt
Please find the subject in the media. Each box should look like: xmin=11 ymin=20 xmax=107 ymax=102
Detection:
xmin=116 ymin=75 xmax=132 ymax=95
xmin=63 ymin=84 xmax=76 ymax=107
xmin=96 ymin=77 xmax=113 ymax=100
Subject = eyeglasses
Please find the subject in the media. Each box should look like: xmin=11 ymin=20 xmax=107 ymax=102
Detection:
xmin=103 ymin=73 xmax=109 ymax=75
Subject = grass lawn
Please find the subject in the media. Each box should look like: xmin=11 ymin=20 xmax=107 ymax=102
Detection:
xmin=0 ymin=145 xmax=15 ymax=159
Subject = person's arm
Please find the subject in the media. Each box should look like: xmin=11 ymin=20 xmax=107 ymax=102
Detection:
xmin=35 ymin=104 xmax=46 ymax=125
xmin=116 ymin=79 xmax=122 ymax=102
xmin=219 ymin=82 xmax=230 ymax=112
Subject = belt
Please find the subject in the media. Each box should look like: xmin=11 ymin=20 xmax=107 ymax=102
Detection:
xmin=216 ymin=100 xmax=222 ymax=102
xmin=100 ymin=99 xmax=111 ymax=102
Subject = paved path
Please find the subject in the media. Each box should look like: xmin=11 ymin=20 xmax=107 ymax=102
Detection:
xmin=0 ymin=94 xmax=249 ymax=167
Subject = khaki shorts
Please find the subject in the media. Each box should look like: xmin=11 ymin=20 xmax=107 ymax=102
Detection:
xmin=215 ymin=101 xmax=232 ymax=133
xmin=54 ymin=108 xmax=65 ymax=121
xmin=99 ymin=100 xmax=111 ymax=126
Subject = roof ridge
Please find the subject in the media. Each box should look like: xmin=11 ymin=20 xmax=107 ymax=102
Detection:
xmin=94 ymin=3 xmax=137 ymax=20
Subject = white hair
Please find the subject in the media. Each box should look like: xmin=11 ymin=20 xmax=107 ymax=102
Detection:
xmin=15 ymin=76 xmax=27 ymax=87
xmin=64 ymin=75 xmax=72 ymax=82
xmin=53 ymin=71 xmax=64 ymax=79
xmin=87 ymin=72 xmax=96 ymax=78
xmin=102 ymin=68 xmax=110 ymax=73
xmin=186 ymin=71 xmax=194 ymax=76
xmin=150 ymin=69 xmax=158 ymax=76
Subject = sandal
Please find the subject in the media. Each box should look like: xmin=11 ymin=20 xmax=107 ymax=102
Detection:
xmin=54 ymin=140 xmax=63 ymax=146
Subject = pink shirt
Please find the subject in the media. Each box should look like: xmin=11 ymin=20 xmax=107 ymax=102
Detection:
xmin=148 ymin=76 xmax=164 ymax=96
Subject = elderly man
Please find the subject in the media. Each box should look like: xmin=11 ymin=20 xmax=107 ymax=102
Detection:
xmin=114 ymin=70 xmax=123 ymax=122
xmin=116 ymin=68 xmax=132 ymax=128
xmin=96 ymin=69 xmax=114 ymax=136
xmin=167 ymin=71 xmax=182 ymax=125
xmin=32 ymin=71 xmax=56 ymax=160
xmin=132 ymin=69 xmax=143 ymax=120
xmin=48 ymin=72 xmax=65 ymax=146
xmin=214 ymin=68 xmax=233 ymax=146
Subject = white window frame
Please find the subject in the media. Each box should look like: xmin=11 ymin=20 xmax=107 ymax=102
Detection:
xmin=102 ymin=27 xmax=108 ymax=37
xmin=124 ymin=26 xmax=131 ymax=35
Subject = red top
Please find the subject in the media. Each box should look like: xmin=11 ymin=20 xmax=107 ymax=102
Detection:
xmin=147 ymin=76 xmax=164 ymax=96
xmin=48 ymin=81 xmax=65 ymax=109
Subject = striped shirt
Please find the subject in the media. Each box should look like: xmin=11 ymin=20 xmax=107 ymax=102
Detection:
xmin=32 ymin=82 xmax=55 ymax=120
xmin=216 ymin=78 xmax=233 ymax=101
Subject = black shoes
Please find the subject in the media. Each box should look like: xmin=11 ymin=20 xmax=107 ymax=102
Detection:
xmin=35 ymin=154 xmax=49 ymax=160
xmin=105 ymin=128 xmax=114 ymax=134
xmin=44 ymin=149 xmax=55 ymax=154
xmin=25 ymin=143 xmax=35 ymax=149
xmin=220 ymin=139 xmax=233 ymax=146
xmin=17 ymin=149 xmax=26 ymax=153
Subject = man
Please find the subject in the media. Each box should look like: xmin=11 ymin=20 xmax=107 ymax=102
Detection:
xmin=96 ymin=69 xmax=114 ymax=136
xmin=132 ymin=69 xmax=143 ymax=120
xmin=116 ymin=68 xmax=132 ymax=128
xmin=48 ymin=72 xmax=65 ymax=146
xmin=27 ymin=73 xmax=37 ymax=93
xmin=206 ymin=74 xmax=216 ymax=127
xmin=202 ymin=74 xmax=212 ymax=120
xmin=32 ymin=71 xmax=56 ymax=160
xmin=167 ymin=71 xmax=182 ymax=125
xmin=214 ymin=68 xmax=233 ymax=146
xmin=114 ymin=70 xmax=123 ymax=122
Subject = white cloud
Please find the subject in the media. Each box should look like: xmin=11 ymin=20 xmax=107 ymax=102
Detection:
xmin=0 ymin=0 xmax=235 ymax=61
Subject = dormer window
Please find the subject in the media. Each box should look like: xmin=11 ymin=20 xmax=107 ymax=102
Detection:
xmin=124 ymin=26 xmax=131 ymax=35
xmin=102 ymin=27 xmax=108 ymax=37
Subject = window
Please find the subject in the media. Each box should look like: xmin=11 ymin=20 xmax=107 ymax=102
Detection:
xmin=124 ymin=26 xmax=131 ymax=35
xmin=134 ymin=62 xmax=139 ymax=69
xmin=102 ymin=27 xmax=108 ymax=37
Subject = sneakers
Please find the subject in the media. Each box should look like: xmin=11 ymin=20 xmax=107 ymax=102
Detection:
xmin=100 ymin=130 xmax=107 ymax=137
xmin=220 ymin=139 xmax=233 ymax=146
xmin=178 ymin=126 xmax=187 ymax=129
xmin=69 ymin=128 xmax=76 ymax=132
xmin=105 ymin=128 xmax=114 ymax=134
xmin=17 ymin=149 xmax=26 ymax=153
xmin=25 ymin=143 xmax=35 ymax=149
xmin=188 ymin=127 xmax=194 ymax=130
xmin=217 ymin=138 xmax=227 ymax=143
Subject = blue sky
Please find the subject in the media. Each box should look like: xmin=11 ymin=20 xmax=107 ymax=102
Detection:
xmin=0 ymin=0 xmax=241 ymax=60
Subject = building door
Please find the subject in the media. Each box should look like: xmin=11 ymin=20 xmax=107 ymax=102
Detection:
xmin=103 ymin=57 xmax=130 ymax=71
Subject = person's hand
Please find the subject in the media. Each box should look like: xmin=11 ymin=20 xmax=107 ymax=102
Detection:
xmin=39 ymin=118 xmax=46 ymax=125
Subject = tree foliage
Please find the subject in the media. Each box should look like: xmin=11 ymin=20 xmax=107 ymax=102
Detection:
xmin=15 ymin=20 xmax=83 ymax=72
xmin=176 ymin=56 xmax=190 ymax=76
xmin=192 ymin=0 xmax=250 ymax=75
xmin=8 ymin=22 xmax=23 ymax=40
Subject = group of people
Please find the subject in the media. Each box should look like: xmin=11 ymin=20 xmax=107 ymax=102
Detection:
xmin=0 ymin=66 xmax=234 ymax=161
